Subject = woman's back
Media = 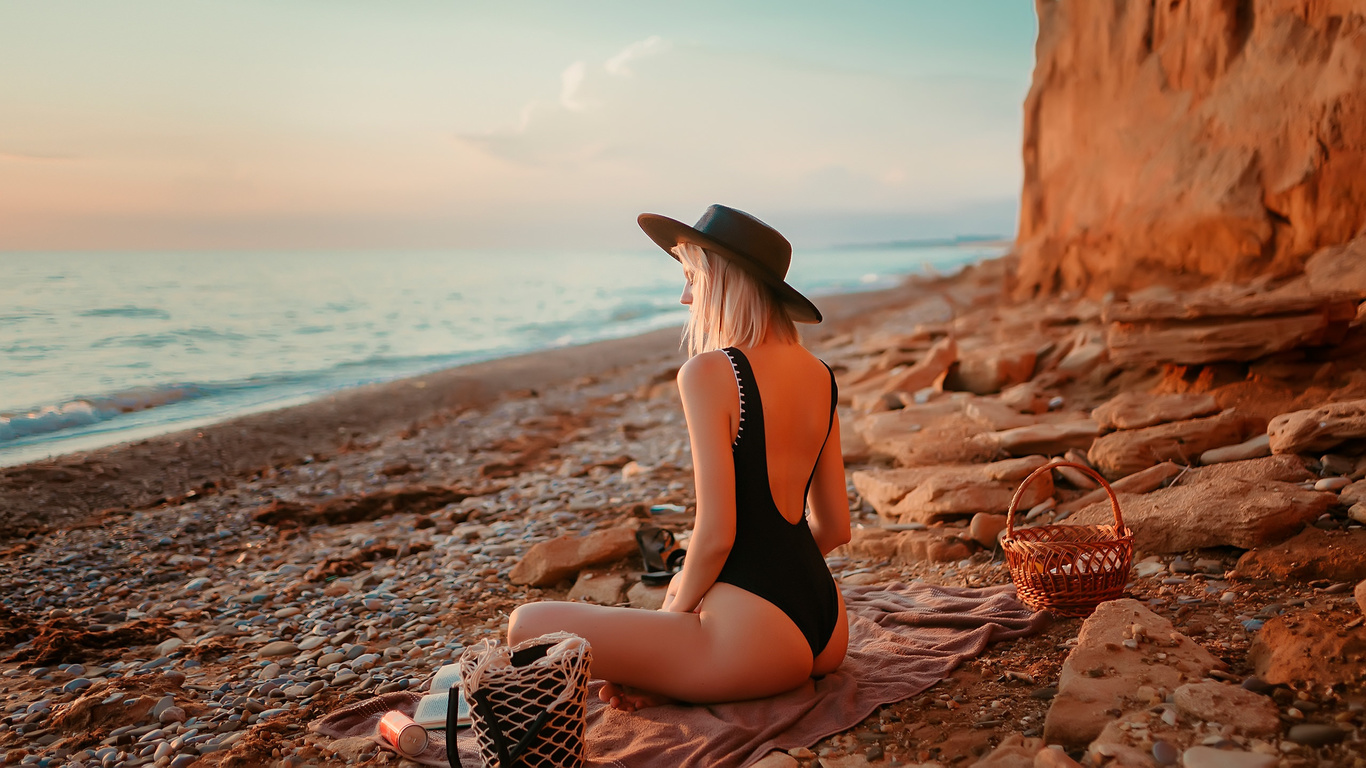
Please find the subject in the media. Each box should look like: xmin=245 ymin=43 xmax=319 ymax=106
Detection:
xmin=727 ymin=343 xmax=835 ymax=523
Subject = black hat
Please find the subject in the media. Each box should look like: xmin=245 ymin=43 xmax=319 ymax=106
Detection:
xmin=637 ymin=204 xmax=822 ymax=324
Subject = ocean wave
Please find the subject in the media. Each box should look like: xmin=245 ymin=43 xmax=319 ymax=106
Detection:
xmin=78 ymin=306 xmax=171 ymax=320
xmin=0 ymin=384 xmax=210 ymax=443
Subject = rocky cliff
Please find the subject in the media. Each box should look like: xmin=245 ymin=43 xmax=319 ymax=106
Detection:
xmin=1015 ymin=0 xmax=1366 ymax=297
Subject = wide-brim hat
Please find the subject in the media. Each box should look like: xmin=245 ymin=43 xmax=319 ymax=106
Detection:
xmin=638 ymin=204 xmax=822 ymax=324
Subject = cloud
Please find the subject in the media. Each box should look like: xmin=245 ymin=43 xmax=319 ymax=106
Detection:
xmin=605 ymin=35 xmax=669 ymax=77
xmin=559 ymin=61 xmax=588 ymax=112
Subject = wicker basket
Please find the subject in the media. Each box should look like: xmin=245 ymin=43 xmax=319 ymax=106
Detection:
xmin=1000 ymin=461 xmax=1133 ymax=617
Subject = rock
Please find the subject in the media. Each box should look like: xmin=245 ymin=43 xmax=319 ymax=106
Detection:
xmin=969 ymin=513 xmax=1008 ymax=548
xmin=881 ymin=336 xmax=958 ymax=396
xmin=751 ymin=752 xmax=800 ymax=768
xmin=836 ymin=527 xmax=972 ymax=564
xmin=951 ymin=343 xmax=1038 ymax=395
xmin=157 ymin=706 xmax=187 ymax=724
xmin=1043 ymin=599 xmax=1221 ymax=748
xmin=1059 ymin=460 xmax=1182 ymax=513
xmin=1319 ymin=475 xmax=1353 ymax=491
xmin=1033 ymin=747 xmax=1082 ymax=768
xmin=1285 ymin=723 xmax=1347 ymax=746
xmin=1200 ymin=434 xmax=1271 ymax=465
xmin=1269 ymin=399 xmax=1366 ymax=455
xmin=1352 ymin=503 xmax=1366 ymax=525
xmin=258 ymin=641 xmax=299 ymax=658
xmin=1104 ymin=307 xmax=1354 ymax=366
xmin=963 ymin=398 xmax=1037 ymax=431
xmin=1150 ymin=741 xmax=1178 ymax=766
xmin=1180 ymin=746 xmax=1277 ymax=768
xmin=625 ymin=582 xmax=667 ymax=611
xmin=567 ymin=571 xmax=626 ymax=605
xmin=1357 ymin=579 xmax=1366 ymax=615
xmin=851 ymin=456 xmax=1052 ymax=524
xmin=999 ymin=381 xmax=1051 ymax=415
xmin=1248 ymin=611 xmax=1366 ymax=686
xmin=327 ymin=736 xmax=379 ymax=764
xmin=1013 ymin=0 xmax=1366 ymax=299
xmin=1053 ymin=464 xmax=1098 ymax=490
xmin=1171 ymin=681 xmax=1279 ymax=736
xmin=1091 ymin=392 xmax=1220 ymax=431
xmin=1087 ymin=410 xmax=1252 ymax=479
xmin=1232 ymin=527 xmax=1366 ymax=583
xmin=1054 ymin=332 xmax=1107 ymax=376
xmin=988 ymin=421 xmax=1100 ymax=456
xmin=968 ymin=733 xmax=1042 ymax=767
xmin=155 ymin=637 xmax=185 ymax=658
xmin=1066 ymin=474 xmax=1334 ymax=553
xmin=509 ymin=526 xmax=638 ymax=587
xmin=856 ymin=408 xmax=997 ymax=466
xmin=1341 ymin=479 xmax=1366 ymax=507
xmin=1189 ymin=453 xmax=1314 ymax=483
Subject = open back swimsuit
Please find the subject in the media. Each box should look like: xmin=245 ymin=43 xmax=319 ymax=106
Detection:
xmin=714 ymin=347 xmax=841 ymax=657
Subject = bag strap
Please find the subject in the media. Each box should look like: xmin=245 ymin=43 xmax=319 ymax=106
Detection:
xmin=447 ymin=686 xmax=464 ymax=768
xmin=471 ymin=687 xmax=556 ymax=767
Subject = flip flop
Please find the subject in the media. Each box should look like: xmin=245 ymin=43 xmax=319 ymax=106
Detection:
xmin=635 ymin=525 xmax=685 ymax=585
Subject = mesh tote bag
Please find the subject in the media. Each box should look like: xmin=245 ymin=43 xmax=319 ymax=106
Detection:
xmin=449 ymin=632 xmax=591 ymax=768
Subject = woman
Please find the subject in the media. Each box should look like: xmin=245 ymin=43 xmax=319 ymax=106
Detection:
xmin=507 ymin=204 xmax=850 ymax=710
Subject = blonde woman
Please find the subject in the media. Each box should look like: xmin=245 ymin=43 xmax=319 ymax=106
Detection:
xmin=507 ymin=204 xmax=851 ymax=710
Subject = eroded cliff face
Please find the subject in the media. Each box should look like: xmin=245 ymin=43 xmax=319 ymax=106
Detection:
xmin=1016 ymin=0 xmax=1366 ymax=297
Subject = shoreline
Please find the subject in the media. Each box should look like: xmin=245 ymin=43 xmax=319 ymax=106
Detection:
xmin=0 ymin=273 xmax=950 ymax=541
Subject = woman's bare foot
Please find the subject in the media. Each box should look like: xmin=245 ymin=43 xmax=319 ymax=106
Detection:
xmin=599 ymin=682 xmax=675 ymax=712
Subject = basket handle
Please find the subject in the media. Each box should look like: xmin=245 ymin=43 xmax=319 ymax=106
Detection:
xmin=1005 ymin=460 xmax=1124 ymax=538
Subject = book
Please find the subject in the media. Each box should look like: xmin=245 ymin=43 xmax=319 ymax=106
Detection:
xmin=412 ymin=663 xmax=471 ymax=729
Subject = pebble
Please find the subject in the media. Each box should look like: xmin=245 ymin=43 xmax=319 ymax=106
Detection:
xmin=1314 ymin=476 xmax=1351 ymax=491
xmin=259 ymin=641 xmax=299 ymax=658
xmin=296 ymin=636 xmax=326 ymax=651
xmin=1169 ymin=557 xmax=1194 ymax=574
xmin=1029 ymin=687 xmax=1057 ymax=700
xmin=183 ymin=577 xmax=211 ymax=592
xmin=61 ymin=678 xmax=92 ymax=694
xmin=1151 ymin=740 xmax=1178 ymax=766
xmin=1285 ymin=723 xmax=1346 ymax=746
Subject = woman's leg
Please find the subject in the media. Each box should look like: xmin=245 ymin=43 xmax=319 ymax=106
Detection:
xmin=507 ymin=583 xmax=813 ymax=705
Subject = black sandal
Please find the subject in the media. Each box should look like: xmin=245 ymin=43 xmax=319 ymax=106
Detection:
xmin=635 ymin=525 xmax=685 ymax=585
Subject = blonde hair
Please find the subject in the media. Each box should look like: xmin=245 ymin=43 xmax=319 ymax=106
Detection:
xmin=675 ymin=242 xmax=798 ymax=357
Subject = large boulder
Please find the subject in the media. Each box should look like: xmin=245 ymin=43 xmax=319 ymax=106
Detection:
xmin=835 ymin=527 xmax=973 ymax=565
xmin=1232 ymin=527 xmax=1366 ymax=583
xmin=855 ymin=407 xmax=997 ymax=467
xmin=852 ymin=456 xmax=1053 ymax=524
xmin=1087 ymin=410 xmax=1253 ymax=478
xmin=1268 ymin=399 xmax=1366 ymax=454
xmin=1248 ymin=611 xmax=1366 ymax=686
xmin=1065 ymin=473 xmax=1334 ymax=553
xmin=508 ymin=527 xmax=638 ymax=587
xmin=1090 ymin=392 xmax=1220 ymax=431
xmin=1043 ymin=599 xmax=1221 ymax=748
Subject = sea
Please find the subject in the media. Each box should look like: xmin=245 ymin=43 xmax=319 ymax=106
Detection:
xmin=0 ymin=241 xmax=1003 ymax=467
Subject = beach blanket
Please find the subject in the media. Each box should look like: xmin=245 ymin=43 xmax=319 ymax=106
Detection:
xmin=312 ymin=581 xmax=1046 ymax=767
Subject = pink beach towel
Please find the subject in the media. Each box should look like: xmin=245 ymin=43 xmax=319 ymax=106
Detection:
xmin=312 ymin=581 xmax=1045 ymax=767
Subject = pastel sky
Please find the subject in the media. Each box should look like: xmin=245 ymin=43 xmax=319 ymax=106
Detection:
xmin=0 ymin=1 xmax=1037 ymax=251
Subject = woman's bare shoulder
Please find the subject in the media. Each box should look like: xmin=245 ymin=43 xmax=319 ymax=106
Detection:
xmin=677 ymin=350 xmax=735 ymax=394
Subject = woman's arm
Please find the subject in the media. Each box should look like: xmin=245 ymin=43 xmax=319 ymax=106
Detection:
xmin=662 ymin=351 xmax=738 ymax=613
xmin=806 ymin=410 xmax=851 ymax=555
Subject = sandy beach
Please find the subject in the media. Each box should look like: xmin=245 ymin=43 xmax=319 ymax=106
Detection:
xmin=2 ymin=249 xmax=1364 ymax=766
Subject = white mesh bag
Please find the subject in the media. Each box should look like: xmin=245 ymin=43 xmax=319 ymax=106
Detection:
xmin=454 ymin=632 xmax=591 ymax=768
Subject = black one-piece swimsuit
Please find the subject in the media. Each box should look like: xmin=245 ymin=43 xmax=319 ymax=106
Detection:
xmin=713 ymin=347 xmax=841 ymax=657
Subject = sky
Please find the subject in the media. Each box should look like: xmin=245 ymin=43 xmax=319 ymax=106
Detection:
xmin=0 ymin=1 xmax=1038 ymax=252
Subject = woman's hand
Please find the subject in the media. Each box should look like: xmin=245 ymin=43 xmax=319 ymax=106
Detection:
xmin=660 ymin=576 xmax=680 ymax=612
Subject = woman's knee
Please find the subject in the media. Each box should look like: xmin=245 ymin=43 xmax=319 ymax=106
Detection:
xmin=507 ymin=602 xmax=548 ymax=644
